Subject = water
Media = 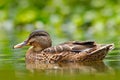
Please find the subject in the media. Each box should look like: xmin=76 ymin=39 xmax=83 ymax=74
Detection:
xmin=0 ymin=45 xmax=120 ymax=80
xmin=0 ymin=59 xmax=119 ymax=80
xmin=0 ymin=30 xmax=120 ymax=80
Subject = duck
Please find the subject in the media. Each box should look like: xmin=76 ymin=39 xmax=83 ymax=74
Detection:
xmin=13 ymin=30 xmax=114 ymax=63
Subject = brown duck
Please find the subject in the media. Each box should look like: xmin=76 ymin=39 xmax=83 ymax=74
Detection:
xmin=13 ymin=30 xmax=114 ymax=63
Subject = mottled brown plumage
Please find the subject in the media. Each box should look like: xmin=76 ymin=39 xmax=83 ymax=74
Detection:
xmin=13 ymin=30 xmax=114 ymax=63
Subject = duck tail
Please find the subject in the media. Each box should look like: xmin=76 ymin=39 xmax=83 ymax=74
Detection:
xmin=85 ymin=43 xmax=114 ymax=61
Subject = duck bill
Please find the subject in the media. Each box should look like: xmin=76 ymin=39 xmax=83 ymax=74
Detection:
xmin=13 ymin=41 xmax=28 ymax=49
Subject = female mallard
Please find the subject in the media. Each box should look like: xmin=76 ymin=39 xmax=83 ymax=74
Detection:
xmin=13 ymin=30 xmax=114 ymax=63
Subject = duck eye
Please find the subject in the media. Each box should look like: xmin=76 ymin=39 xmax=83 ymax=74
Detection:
xmin=27 ymin=41 xmax=33 ymax=45
xmin=29 ymin=42 xmax=34 ymax=45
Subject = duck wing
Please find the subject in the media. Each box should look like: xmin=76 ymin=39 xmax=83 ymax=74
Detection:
xmin=51 ymin=44 xmax=114 ymax=63
xmin=43 ymin=41 xmax=97 ymax=54
xmin=42 ymin=41 xmax=114 ymax=63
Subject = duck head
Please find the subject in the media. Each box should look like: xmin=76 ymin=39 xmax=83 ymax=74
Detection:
xmin=13 ymin=30 xmax=52 ymax=51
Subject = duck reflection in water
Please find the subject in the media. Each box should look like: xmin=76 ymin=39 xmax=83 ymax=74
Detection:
xmin=26 ymin=61 xmax=112 ymax=74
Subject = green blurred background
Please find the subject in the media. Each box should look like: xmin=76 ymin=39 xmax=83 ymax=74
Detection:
xmin=1 ymin=0 xmax=120 ymax=42
xmin=0 ymin=0 xmax=120 ymax=80
xmin=0 ymin=0 xmax=120 ymax=55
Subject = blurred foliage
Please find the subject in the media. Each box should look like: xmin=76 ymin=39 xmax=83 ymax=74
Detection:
xmin=0 ymin=0 xmax=120 ymax=43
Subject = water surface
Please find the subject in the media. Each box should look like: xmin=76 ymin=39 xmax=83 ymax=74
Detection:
xmin=0 ymin=31 xmax=120 ymax=80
